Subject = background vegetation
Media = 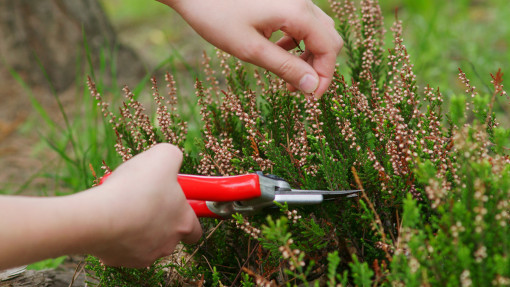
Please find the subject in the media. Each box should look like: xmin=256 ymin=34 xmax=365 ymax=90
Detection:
xmin=0 ymin=0 xmax=509 ymax=285
xmin=86 ymin=0 xmax=509 ymax=285
xmin=101 ymin=0 xmax=510 ymax=108
xmin=1 ymin=0 xmax=509 ymax=194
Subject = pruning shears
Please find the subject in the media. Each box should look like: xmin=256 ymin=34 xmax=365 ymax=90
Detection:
xmin=100 ymin=172 xmax=359 ymax=219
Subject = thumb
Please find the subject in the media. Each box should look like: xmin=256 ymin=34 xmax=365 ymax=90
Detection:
xmin=239 ymin=33 xmax=319 ymax=94
xmin=180 ymin=208 xmax=203 ymax=244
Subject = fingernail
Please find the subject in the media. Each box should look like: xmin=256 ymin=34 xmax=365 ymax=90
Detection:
xmin=299 ymin=74 xmax=319 ymax=93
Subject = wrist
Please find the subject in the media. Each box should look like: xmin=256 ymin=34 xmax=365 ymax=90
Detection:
xmin=66 ymin=185 xmax=119 ymax=256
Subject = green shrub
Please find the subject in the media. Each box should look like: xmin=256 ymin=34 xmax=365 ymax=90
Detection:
xmin=86 ymin=0 xmax=509 ymax=285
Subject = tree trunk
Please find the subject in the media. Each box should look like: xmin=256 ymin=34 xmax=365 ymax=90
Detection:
xmin=0 ymin=0 xmax=144 ymax=92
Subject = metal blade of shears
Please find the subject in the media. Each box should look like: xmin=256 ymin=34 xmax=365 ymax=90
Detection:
xmin=276 ymin=189 xmax=360 ymax=196
xmin=274 ymin=189 xmax=359 ymax=205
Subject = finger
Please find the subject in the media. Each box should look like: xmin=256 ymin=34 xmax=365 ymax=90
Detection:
xmin=313 ymin=4 xmax=337 ymax=28
xmin=286 ymin=50 xmax=312 ymax=92
xmin=276 ymin=35 xmax=299 ymax=51
xmin=180 ymin=208 xmax=203 ymax=244
xmin=279 ymin=14 xmax=342 ymax=98
xmin=311 ymin=55 xmax=337 ymax=97
xmin=301 ymin=49 xmax=313 ymax=63
xmin=303 ymin=38 xmax=341 ymax=98
xmin=239 ymin=31 xmax=320 ymax=94
xmin=310 ymin=42 xmax=340 ymax=97
xmin=305 ymin=36 xmax=341 ymax=97
xmin=286 ymin=83 xmax=297 ymax=92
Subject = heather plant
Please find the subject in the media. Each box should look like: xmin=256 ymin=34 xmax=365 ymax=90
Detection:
xmin=85 ymin=0 xmax=509 ymax=285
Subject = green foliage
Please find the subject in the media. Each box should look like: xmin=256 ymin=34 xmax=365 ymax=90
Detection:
xmin=85 ymin=256 xmax=171 ymax=287
xmin=240 ymin=273 xmax=255 ymax=287
xmin=5 ymin=40 xmax=126 ymax=196
xmin=350 ymin=255 xmax=374 ymax=287
xmin=493 ymin=127 xmax=510 ymax=154
xmin=326 ymin=251 xmax=349 ymax=287
xmin=27 ymin=256 xmax=67 ymax=270
xmin=261 ymin=216 xmax=291 ymax=247
xmin=449 ymin=94 xmax=466 ymax=126
xmin=84 ymin=0 xmax=509 ymax=285
xmin=391 ymin=129 xmax=510 ymax=286
xmin=211 ymin=266 xmax=222 ymax=287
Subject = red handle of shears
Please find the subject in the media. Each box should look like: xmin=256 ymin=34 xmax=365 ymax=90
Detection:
xmin=178 ymin=174 xmax=261 ymax=218
xmin=99 ymin=173 xmax=261 ymax=218
xmin=177 ymin=174 xmax=261 ymax=201
xmin=187 ymin=200 xmax=220 ymax=218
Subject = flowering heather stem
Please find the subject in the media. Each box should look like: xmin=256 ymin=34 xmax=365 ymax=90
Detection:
xmin=352 ymin=166 xmax=393 ymax=261
xmin=486 ymin=68 xmax=507 ymax=127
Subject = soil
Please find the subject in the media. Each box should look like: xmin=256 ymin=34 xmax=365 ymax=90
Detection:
xmin=0 ymin=65 xmax=73 ymax=195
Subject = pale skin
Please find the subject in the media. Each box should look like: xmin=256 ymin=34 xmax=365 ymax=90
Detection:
xmin=159 ymin=0 xmax=343 ymax=97
xmin=1 ymin=0 xmax=342 ymax=270
xmin=0 ymin=144 xmax=201 ymax=269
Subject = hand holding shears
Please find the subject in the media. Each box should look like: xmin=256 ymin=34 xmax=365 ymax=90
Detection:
xmin=101 ymin=171 xmax=358 ymax=219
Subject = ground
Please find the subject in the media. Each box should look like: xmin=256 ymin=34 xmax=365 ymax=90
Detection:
xmin=0 ymin=256 xmax=89 ymax=287
xmin=0 ymin=66 xmax=74 ymax=196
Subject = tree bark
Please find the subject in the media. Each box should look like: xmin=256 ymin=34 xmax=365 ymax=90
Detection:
xmin=0 ymin=0 xmax=144 ymax=92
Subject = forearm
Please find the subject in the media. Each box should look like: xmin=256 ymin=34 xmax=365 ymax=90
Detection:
xmin=1 ymin=144 xmax=200 ymax=270
xmin=0 ymin=189 xmax=110 ymax=269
